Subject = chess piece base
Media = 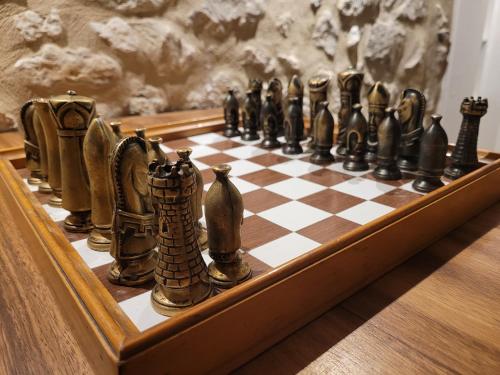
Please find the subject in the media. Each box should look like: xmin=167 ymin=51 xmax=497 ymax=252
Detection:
xmin=27 ymin=176 xmax=43 ymax=185
xmin=64 ymin=211 xmax=92 ymax=233
xmin=223 ymin=128 xmax=241 ymax=138
xmin=343 ymin=158 xmax=369 ymax=171
xmin=38 ymin=181 xmax=52 ymax=194
xmin=412 ymin=177 xmax=444 ymax=193
xmin=208 ymin=255 xmax=252 ymax=289
xmin=241 ymin=132 xmax=259 ymax=141
xmin=108 ymin=252 xmax=157 ymax=286
xmin=336 ymin=145 xmax=347 ymax=156
xmin=373 ymin=164 xmax=402 ymax=180
xmin=397 ymin=157 xmax=418 ymax=172
xmin=282 ymin=143 xmax=303 ymax=155
xmin=261 ymin=139 xmax=281 ymax=149
xmin=48 ymin=194 xmax=63 ymax=208
xmin=310 ymin=151 xmax=335 ymax=165
xmin=197 ymin=225 xmax=208 ymax=250
xmin=87 ymin=227 xmax=112 ymax=252
xmin=444 ymin=164 xmax=478 ymax=180
xmin=365 ymin=151 xmax=377 ymax=163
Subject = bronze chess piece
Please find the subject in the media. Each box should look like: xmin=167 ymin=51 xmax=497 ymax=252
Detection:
xmin=223 ymin=89 xmax=241 ymax=137
xmin=261 ymin=94 xmax=281 ymax=149
xmin=413 ymin=114 xmax=448 ymax=193
xmin=308 ymin=75 xmax=330 ymax=148
xmin=267 ymin=78 xmax=284 ymax=136
xmin=110 ymin=121 xmax=124 ymax=142
xmin=283 ymin=97 xmax=304 ymax=155
xmin=148 ymin=158 xmax=213 ymax=316
xmin=241 ymin=90 xmax=259 ymax=141
xmin=310 ymin=101 xmax=335 ymax=164
xmin=444 ymin=97 xmax=488 ymax=180
xmin=374 ymin=108 xmax=402 ymax=180
xmin=343 ymin=103 xmax=369 ymax=171
xmin=135 ymin=128 xmax=146 ymax=139
xmin=177 ymin=148 xmax=208 ymax=250
xmin=30 ymin=100 xmax=52 ymax=194
xmin=19 ymin=100 xmax=43 ymax=185
xmin=366 ymin=82 xmax=390 ymax=162
xmin=397 ymin=88 xmax=426 ymax=171
xmin=148 ymin=137 xmax=167 ymax=164
xmin=83 ymin=117 xmax=117 ymax=251
xmin=287 ymin=75 xmax=304 ymax=140
xmin=205 ymin=164 xmax=251 ymax=288
xmin=337 ymin=67 xmax=364 ymax=156
xmin=109 ymin=136 xmax=157 ymax=286
xmin=248 ymin=78 xmax=263 ymax=130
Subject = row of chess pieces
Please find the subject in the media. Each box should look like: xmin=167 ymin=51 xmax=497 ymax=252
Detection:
xmin=19 ymin=92 xmax=250 ymax=317
xmin=222 ymin=68 xmax=489 ymax=192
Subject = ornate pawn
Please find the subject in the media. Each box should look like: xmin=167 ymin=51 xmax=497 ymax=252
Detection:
xmin=337 ymin=67 xmax=364 ymax=156
xmin=444 ymin=97 xmax=488 ymax=179
xmin=366 ymin=82 xmax=390 ymax=162
xmin=267 ymin=78 xmax=284 ymax=135
xmin=19 ymin=100 xmax=43 ymax=185
xmin=413 ymin=114 xmax=448 ymax=193
xmin=241 ymin=90 xmax=259 ymax=141
xmin=343 ymin=104 xmax=369 ymax=171
xmin=397 ymin=88 xmax=426 ymax=171
xmin=283 ymin=97 xmax=304 ymax=155
xmin=308 ymin=75 xmax=330 ymax=147
xmin=374 ymin=108 xmax=402 ymax=180
xmin=148 ymin=158 xmax=213 ymax=316
xmin=223 ymin=89 xmax=241 ymax=137
xmin=205 ymin=164 xmax=251 ymax=288
xmin=287 ymin=75 xmax=305 ymax=140
xmin=110 ymin=121 xmax=123 ymax=142
xmin=109 ymin=136 xmax=157 ymax=286
xmin=261 ymin=94 xmax=281 ymax=149
xmin=310 ymin=101 xmax=335 ymax=164
xmin=248 ymin=79 xmax=263 ymax=130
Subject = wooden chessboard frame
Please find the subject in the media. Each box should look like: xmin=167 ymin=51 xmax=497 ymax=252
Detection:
xmin=1 ymin=108 xmax=499 ymax=374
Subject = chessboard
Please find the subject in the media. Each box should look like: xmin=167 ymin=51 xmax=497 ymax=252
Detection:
xmin=17 ymin=129 xmax=457 ymax=332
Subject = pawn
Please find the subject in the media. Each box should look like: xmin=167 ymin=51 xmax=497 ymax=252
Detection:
xmin=413 ymin=114 xmax=448 ymax=193
xmin=374 ymin=108 xmax=402 ymax=180
xmin=223 ymin=89 xmax=241 ymax=137
xmin=205 ymin=164 xmax=252 ymax=288
xmin=343 ymin=104 xmax=369 ymax=171
xmin=283 ymin=97 xmax=303 ymax=154
xmin=261 ymin=94 xmax=281 ymax=149
xmin=310 ymin=101 xmax=334 ymax=164
xmin=241 ymin=90 xmax=259 ymax=141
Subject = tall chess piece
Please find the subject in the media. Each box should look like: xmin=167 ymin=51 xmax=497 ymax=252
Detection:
xmin=287 ymin=75 xmax=304 ymax=140
xmin=110 ymin=121 xmax=123 ymax=142
xmin=205 ymin=164 xmax=251 ymax=288
xmin=366 ymin=82 xmax=390 ymax=162
xmin=248 ymin=79 xmax=263 ymax=130
xmin=135 ymin=128 xmax=146 ymax=140
xmin=223 ymin=89 xmax=240 ymax=137
xmin=310 ymin=101 xmax=335 ymax=164
xmin=343 ymin=104 xmax=369 ymax=171
xmin=30 ymin=101 xmax=52 ymax=194
xmin=413 ymin=114 xmax=448 ymax=193
xmin=83 ymin=117 xmax=117 ymax=251
xmin=283 ymin=97 xmax=304 ymax=154
xmin=241 ymin=90 xmax=259 ymax=141
xmin=109 ymin=136 xmax=157 ymax=286
xmin=19 ymin=100 xmax=43 ymax=185
xmin=397 ymin=88 xmax=426 ymax=171
xmin=261 ymin=94 xmax=281 ymax=149
xmin=148 ymin=137 xmax=167 ymax=164
xmin=374 ymin=108 xmax=402 ymax=180
xmin=337 ymin=67 xmax=364 ymax=156
xmin=444 ymin=97 xmax=488 ymax=179
xmin=148 ymin=158 xmax=213 ymax=316
xmin=308 ymin=75 xmax=330 ymax=147
xmin=267 ymin=78 xmax=284 ymax=135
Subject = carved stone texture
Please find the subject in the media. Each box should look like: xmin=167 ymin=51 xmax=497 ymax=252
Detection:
xmin=96 ymin=0 xmax=168 ymax=15
xmin=276 ymin=13 xmax=294 ymax=38
xmin=90 ymin=17 xmax=140 ymax=54
xmin=241 ymin=46 xmax=277 ymax=78
xmin=277 ymin=54 xmax=302 ymax=75
xmin=19 ymin=100 xmax=42 ymax=184
xmin=14 ymin=8 xmax=63 ymax=43
xmin=310 ymin=0 xmax=322 ymax=13
xmin=312 ymin=9 xmax=338 ymax=58
xmin=187 ymin=71 xmax=243 ymax=109
xmin=384 ymin=0 xmax=427 ymax=22
xmin=127 ymin=84 xmax=167 ymax=116
xmin=337 ymin=0 xmax=379 ymax=18
xmin=0 ymin=113 xmax=15 ymax=132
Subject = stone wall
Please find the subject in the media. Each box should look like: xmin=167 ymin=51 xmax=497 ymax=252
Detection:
xmin=0 ymin=0 xmax=452 ymax=131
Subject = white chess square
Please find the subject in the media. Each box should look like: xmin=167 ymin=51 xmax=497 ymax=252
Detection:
xmin=188 ymin=132 xmax=227 ymax=145
xmin=327 ymin=162 xmax=371 ymax=177
xmin=189 ymin=145 xmax=219 ymax=159
xmin=399 ymin=181 xmax=425 ymax=195
xmin=271 ymin=148 xmax=308 ymax=159
xmin=42 ymin=204 xmax=70 ymax=222
xmin=118 ymin=291 xmax=168 ymax=332
xmin=229 ymin=177 xmax=260 ymax=194
xmin=223 ymin=145 xmax=267 ymax=159
xmin=71 ymin=238 xmax=114 ymax=269
xmin=265 ymin=177 xmax=325 ymax=200
xmin=258 ymin=201 xmax=331 ymax=231
xmin=269 ymin=159 xmax=322 ymax=177
xmin=199 ymin=207 xmax=253 ymax=227
xmin=226 ymin=160 xmax=264 ymax=177
xmin=23 ymin=179 xmax=39 ymax=192
xmin=336 ymin=201 xmax=394 ymax=225
xmin=159 ymin=144 xmax=173 ymax=154
xmin=331 ymin=177 xmax=396 ymax=200
xmin=201 ymin=249 xmax=212 ymax=266
xmin=191 ymin=159 xmax=210 ymax=171
xmin=248 ymin=233 xmax=320 ymax=268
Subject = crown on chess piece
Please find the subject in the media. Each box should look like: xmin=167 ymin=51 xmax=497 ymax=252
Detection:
xmin=460 ymin=96 xmax=488 ymax=117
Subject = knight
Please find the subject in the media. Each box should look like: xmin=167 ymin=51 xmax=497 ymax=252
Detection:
xmin=308 ymin=75 xmax=329 ymax=148
xmin=19 ymin=99 xmax=43 ymax=185
xmin=223 ymin=89 xmax=240 ymax=137
xmin=343 ymin=103 xmax=369 ymax=171
xmin=310 ymin=101 xmax=335 ymax=164
xmin=267 ymin=78 xmax=284 ymax=135
xmin=248 ymin=79 xmax=263 ymax=130
xmin=366 ymin=82 xmax=390 ymax=162
xmin=261 ymin=94 xmax=281 ymax=149
xmin=241 ymin=90 xmax=259 ymax=141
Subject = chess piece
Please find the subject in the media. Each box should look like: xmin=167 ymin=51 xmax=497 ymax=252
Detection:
xmin=51 ymin=90 xmax=96 ymax=232
xmin=283 ymin=97 xmax=304 ymax=154
xmin=374 ymin=108 xmax=402 ymax=180
xmin=148 ymin=137 xmax=167 ymax=164
xmin=310 ymin=101 xmax=335 ymax=164
xmin=413 ymin=114 xmax=448 ymax=193
xmin=267 ymin=78 xmax=284 ymax=135
xmin=397 ymin=88 xmax=426 ymax=171
xmin=109 ymin=136 xmax=157 ymax=286
xmin=444 ymin=97 xmax=488 ymax=179
xmin=110 ymin=121 xmax=124 ymax=142
xmin=148 ymin=158 xmax=213 ymax=316
xmin=223 ymin=89 xmax=240 ymax=137
xmin=248 ymin=79 xmax=263 ymax=130
xmin=83 ymin=117 xmax=117 ymax=251
xmin=177 ymin=148 xmax=208 ymax=250
xmin=205 ymin=164 xmax=251 ymax=288
xmin=19 ymin=100 xmax=43 ymax=185
xmin=343 ymin=104 xmax=369 ymax=171
xmin=366 ymin=82 xmax=390 ymax=162
xmin=135 ymin=128 xmax=146 ymax=139
xmin=261 ymin=94 xmax=281 ymax=149
xmin=241 ymin=90 xmax=259 ymax=141
xmin=337 ymin=67 xmax=364 ymax=156
xmin=308 ymin=75 xmax=330 ymax=147
xmin=287 ymin=75 xmax=304 ymax=140
xmin=29 ymin=100 xmax=52 ymax=194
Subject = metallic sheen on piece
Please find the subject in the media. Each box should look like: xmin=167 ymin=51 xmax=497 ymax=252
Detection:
xmin=248 ymin=78 xmax=263 ymax=130
xmin=241 ymin=90 xmax=259 ymax=141
xmin=283 ymin=97 xmax=304 ymax=155
xmin=148 ymin=137 xmax=167 ymax=164
xmin=444 ymin=97 xmax=488 ymax=180
xmin=223 ymin=89 xmax=241 ymax=137
xmin=267 ymin=78 xmax=284 ymax=136
xmin=110 ymin=121 xmax=124 ymax=142
xmin=135 ymin=127 xmax=146 ymax=140
xmin=148 ymin=158 xmax=213 ymax=316
xmin=31 ymin=101 xmax=52 ymax=194
xmin=19 ymin=100 xmax=43 ymax=185
xmin=109 ymin=136 xmax=157 ymax=286
xmin=287 ymin=75 xmax=305 ymax=140
xmin=261 ymin=93 xmax=281 ymax=149
xmin=366 ymin=81 xmax=390 ymax=162
xmin=374 ymin=107 xmax=402 ymax=180
xmin=310 ymin=101 xmax=335 ymax=164
xmin=308 ymin=75 xmax=330 ymax=147
xmin=343 ymin=103 xmax=369 ymax=171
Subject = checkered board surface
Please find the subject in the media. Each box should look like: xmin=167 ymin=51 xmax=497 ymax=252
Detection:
xmin=19 ymin=131 xmax=453 ymax=332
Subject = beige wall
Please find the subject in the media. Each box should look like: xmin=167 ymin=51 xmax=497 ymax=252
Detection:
xmin=0 ymin=0 xmax=452 ymax=131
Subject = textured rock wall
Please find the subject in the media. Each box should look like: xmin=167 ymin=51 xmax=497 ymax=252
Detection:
xmin=0 ymin=0 xmax=452 ymax=131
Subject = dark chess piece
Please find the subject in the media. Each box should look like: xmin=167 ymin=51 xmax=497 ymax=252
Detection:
xmin=261 ymin=94 xmax=281 ymax=149
xmin=444 ymin=97 xmax=488 ymax=179
xmin=223 ymin=89 xmax=241 ymax=137
xmin=110 ymin=121 xmax=123 ymax=142
xmin=241 ymin=90 xmax=260 ymax=141
xmin=337 ymin=67 xmax=364 ymax=156
xmin=135 ymin=127 xmax=146 ymax=139
xmin=413 ymin=114 xmax=448 ymax=193
xmin=308 ymin=75 xmax=330 ymax=148
xmin=287 ymin=75 xmax=305 ymax=140
xmin=283 ymin=97 xmax=303 ymax=154
xmin=267 ymin=78 xmax=284 ymax=136
xmin=248 ymin=79 xmax=263 ymax=130
xmin=374 ymin=108 xmax=402 ymax=180
xmin=310 ymin=101 xmax=334 ymax=164
xmin=366 ymin=81 xmax=390 ymax=162
xmin=19 ymin=99 xmax=43 ymax=185
xmin=397 ymin=88 xmax=426 ymax=171
xmin=343 ymin=103 xmax=369 ymax=171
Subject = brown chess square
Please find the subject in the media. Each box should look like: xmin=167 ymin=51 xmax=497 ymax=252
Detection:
xmin=372 ymin=188 xmax=422 ymax=208
xmin=200 ymin=168 xmax=216 ymax=185
xmin=196 ymin=153 xmax=237 ymax=166
xmin=298 ymin=215 xmax=360 ymax=244
xmin=300 ymin=169 xmax=352 ymax=187
xmin=299 ymin=189 xmax=364 ymax=214
xmin=248 ymin=153 xmax=290 ymax=167
xmin=241 ymin=215 xmax=290 ymax=250
xmin=163 ymin=138 xmax=197 ymax=149
xmin=364 ymin=171 xmax=415 ymax=187
xmin=210 ymin=140 xmax=242 ymax=151
xmin=242 ymin=189 xmax=289 ymax=213
xmin=239 ymin=169 xmax=290 ymax=187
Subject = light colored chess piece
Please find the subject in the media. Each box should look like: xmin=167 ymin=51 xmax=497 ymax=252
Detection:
xmin=19 ymin=99 xmax=43 ymax=185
